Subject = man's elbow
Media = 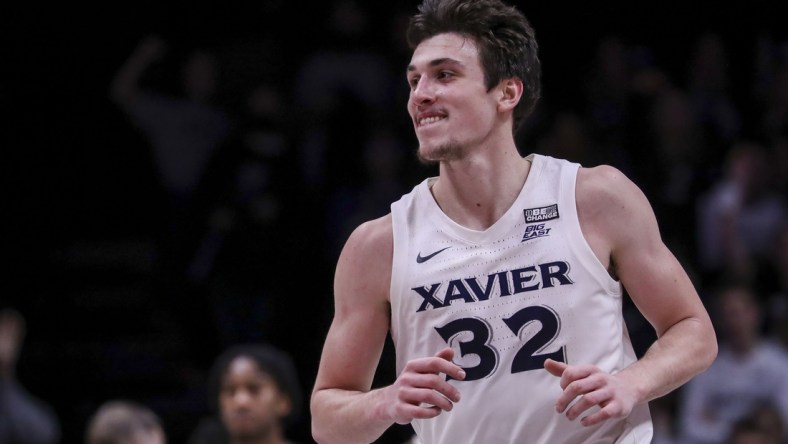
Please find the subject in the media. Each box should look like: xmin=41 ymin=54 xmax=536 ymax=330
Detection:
xmin=310 ymin=392 xmax=331 ymax=444
xmin=312 ymin=423 xmax=328 ymax=444
xmin=696 ymin=321 xmax=718 ymax=374
xmin=702 ymin=332 xmax=718 ymax=371
xmin=311 ymin=412 xmax=329 ymax=444
xmin=311 ymin=416 xmax=340 ymax=444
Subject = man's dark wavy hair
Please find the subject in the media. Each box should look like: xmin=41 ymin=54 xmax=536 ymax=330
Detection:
xmin=406 ymin=0 xmax=541 ymax=132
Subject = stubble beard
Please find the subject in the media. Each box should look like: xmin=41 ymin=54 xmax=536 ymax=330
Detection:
xmin=417 ymin=139 xmax=467 ymax=164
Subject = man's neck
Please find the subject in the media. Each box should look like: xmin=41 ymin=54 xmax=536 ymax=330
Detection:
xmin=431 ymin=142 xmax=531 ymax=230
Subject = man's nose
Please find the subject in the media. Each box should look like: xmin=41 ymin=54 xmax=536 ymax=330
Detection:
xmin=412 ymin=77 xmax=436 ymax=104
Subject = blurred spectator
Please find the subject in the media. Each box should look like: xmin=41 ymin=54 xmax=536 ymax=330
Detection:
xmin=292 ymin=0 xmax=395 ymax=191
xmin=758 ymin=221 xmax=788 ymax=346
xmin=188 ymin=344 xmax=303 ymax=444
xmin=696 ymin=140 xmax=788 ymax=283
xmin=86 ymin=400 xmax=166 ymax=444
xmin=290 ymin=0 xmax=405 ymax=275
xmin=186 ymin=82 xmax=303 ymax=347
xmin=643 ymin=87 xmax=708 ymax=253
xmin=677 ymin=283 xmax=788 ymax=444
xmin=109 ymin=34 xmax=232 ymax=205
xmin=0 ymin=309 xmax=60 ymax=444
xmin=109 ymin=34 xmax=234 ymax=342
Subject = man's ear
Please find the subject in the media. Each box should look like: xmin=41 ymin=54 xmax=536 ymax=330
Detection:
xmin=498 ymin=77 xmax=523 ymax=113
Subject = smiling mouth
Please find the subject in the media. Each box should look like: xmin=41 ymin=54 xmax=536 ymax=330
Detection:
xmin=418 ymin=115 xmax=446 ymax=127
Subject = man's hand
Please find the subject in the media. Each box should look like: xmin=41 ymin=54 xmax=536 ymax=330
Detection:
xmin=381 ymin=347 xmax=465 ymax=424
xmin=544 ymin=359 xmax=640 ymax=427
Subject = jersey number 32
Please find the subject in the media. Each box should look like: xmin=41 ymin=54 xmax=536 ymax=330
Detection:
xmin=435 ymin=305 xmax=566 ymax=381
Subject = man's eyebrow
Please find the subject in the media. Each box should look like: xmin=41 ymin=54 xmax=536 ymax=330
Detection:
xmin=407 ymin=57 xmax=464 ymax=73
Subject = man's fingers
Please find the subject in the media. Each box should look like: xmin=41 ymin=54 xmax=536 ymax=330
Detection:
xmin=559 ymin=365 xmax=598 ymax=391
xmin=390 ymin=403 xmax=442 ymax=424
xmin=435 ymin=347 xmax=454 ymax=361
xmin=431 ymin=347 xmax=466 ymax=381
xmin=400 ymin=354 xmax=464 ymax=401
xmin=545 ymin=363 xmax=636 ymax=426
xmin=554 ymin=368 xmax=603 ymax=412
xmin=410 ymin=387 xmax=457 ymax=411
xmin=423 ymin=358 xmax=465 ymax=381
xmin=404 ymin=373 xmax=462 ymax=403
xmin=565 ymin=388 xmax=609 ymax=420
xmin=579 ymin=402 xmax=622 ymax=427
xmin=544 ymin=358 xmax=567 ymax=378
xmin=399 ymin=404 xmax=443 ymax=422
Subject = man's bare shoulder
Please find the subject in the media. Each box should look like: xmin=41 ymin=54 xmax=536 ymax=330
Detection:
xmin=579 ymin=161 xmax=667 ymax=262
xmin=576 ymin=164 xmax=638 ymax=208
xmin=335 ymin=214 xmax=394 ymax=302
xmin=575 ymin=164 xmax=658 ymax=264
xmin=576 ymin=163 xmax=656 ymax=225
xmin=343 ymin=214 xmax=394 ymax=258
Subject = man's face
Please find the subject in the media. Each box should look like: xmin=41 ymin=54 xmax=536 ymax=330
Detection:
xmin=407 ymin=33 xmax=501 ymax=162
xmin=219 ymin=357 xmax=290 ymax=440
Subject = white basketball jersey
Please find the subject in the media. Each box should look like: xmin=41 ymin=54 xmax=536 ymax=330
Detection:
xmin=389 ymin=154 xmax=653 ymax=443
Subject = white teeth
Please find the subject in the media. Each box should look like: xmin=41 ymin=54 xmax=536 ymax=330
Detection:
xmin=419 ymin=116 xmax=444 ymax=126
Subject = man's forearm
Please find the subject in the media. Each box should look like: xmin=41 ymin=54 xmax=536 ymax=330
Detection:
xmin=618 ymin=316 xmax=717 ymax=404
xmin=312 ymin=387 xmax=394 ymax=444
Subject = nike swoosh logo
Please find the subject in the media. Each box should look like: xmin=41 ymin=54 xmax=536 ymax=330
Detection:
xmin=416 ymin=247 xmax=451 ymax=263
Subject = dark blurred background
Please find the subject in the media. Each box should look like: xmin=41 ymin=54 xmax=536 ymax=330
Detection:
xmin=5 ymin=1 xmax=788 ymax=443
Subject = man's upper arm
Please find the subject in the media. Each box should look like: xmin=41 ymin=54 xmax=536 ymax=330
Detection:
xmin=313 ymin=215 xmax=394 ymax=394
xmin=577 ymin=166 xmax=711 ymax=337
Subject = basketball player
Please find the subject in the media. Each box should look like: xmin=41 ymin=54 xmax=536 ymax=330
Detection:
xmin=310 ymin=0 xmax=718 ymax=442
